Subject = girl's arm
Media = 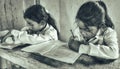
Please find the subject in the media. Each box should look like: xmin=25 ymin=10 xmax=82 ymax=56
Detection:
xmin=79 ymin=28 xmax=119 ymax=59
xmin=0 ymin=30 xmax=9 ymax=37
xmin=5 ymin=25 xmax=58 ymax=44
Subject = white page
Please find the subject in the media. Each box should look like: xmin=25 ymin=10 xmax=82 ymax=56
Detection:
xmin=22 ymin=40 xmax=65 ymax=55
xmin=43 ymin=44 xmax=80 ymax=64
xmin=22 ymin=40 xmax=80 ymax=64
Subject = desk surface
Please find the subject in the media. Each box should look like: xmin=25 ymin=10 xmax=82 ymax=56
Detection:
xmin=0 ymin=40 xmax=79 ymax=69
xmin=0 ymin=49 xmax=56 ymax=69
xmin=0 ymin=47 xmax=119 ymax=69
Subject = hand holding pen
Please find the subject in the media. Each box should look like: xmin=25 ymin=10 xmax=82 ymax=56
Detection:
xmin=70 ymin=29 xmax=79 ymax=41
xmin=68 ymin=29 xmax=81 ymax=52
xmin=70 ymin=29 xmax=75 ymax=38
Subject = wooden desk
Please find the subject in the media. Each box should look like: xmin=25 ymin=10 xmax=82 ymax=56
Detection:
xmin=0 ymin=45 xmax=119 ymax=69
xmin=0 ymin=48 xmax=56 ymax=69
xmin=0 ymin=40 xmax=78 ymax=69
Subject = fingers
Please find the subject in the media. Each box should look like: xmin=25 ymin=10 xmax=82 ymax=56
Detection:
xmin=69 ymin=36 xmax=79 ymax=41
xmin=68 ymin=40 xmax=81 ymax=52
xmin=68 ymin=35 xmax=81 ymax=48
xmin=1 ymin=32 xmax=12 ymax=43
xmin=0 ymin=30 xmax=9 ymax=37
xmin=68 ymin=38 xmax=74 ymax=46
xmin=1 ymin=36 xmax=7 ymax=43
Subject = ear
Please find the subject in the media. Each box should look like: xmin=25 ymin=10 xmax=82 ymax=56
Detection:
xmin=98 ymin=23 xmax=106 ymax=28
xmin=43 ymin=14 xmax=48 ymax=20
xmin=96 ymin=1 xmax=105 ymax=23
xmin=41 ymin=7 xmax=48 ymax=20
xmin=39 ymin=20 xmax=47 ymax=26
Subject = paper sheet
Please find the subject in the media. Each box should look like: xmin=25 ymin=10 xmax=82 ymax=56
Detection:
xmin=22 ymin=40 xmax=80 ymax=64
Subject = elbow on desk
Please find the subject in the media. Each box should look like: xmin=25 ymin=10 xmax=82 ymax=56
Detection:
xmin=108 ymin=48 xmax=119 ymax=59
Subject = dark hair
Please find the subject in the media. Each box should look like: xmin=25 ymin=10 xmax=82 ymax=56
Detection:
xmin=97 ymin=1 xmax=114 ymax=29
xmin=24 ymin=5 xmax=59 ymax=34
xmin=76 ymin=1 xmax=114 ymax=29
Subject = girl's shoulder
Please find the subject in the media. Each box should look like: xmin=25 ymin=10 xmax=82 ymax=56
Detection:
xmin=42 ymin=24 xmax=57 ymax=33
xmin=48 ymin=24 xmax=56 ymax=31
xmin=103 ymin=27 xmax=117 ymax=35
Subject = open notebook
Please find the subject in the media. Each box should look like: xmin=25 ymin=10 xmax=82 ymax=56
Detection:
xmin=22 ymin=40 xmax=80 ymax=64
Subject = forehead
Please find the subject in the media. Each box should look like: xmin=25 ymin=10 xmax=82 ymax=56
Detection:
xmin=75 ymin=19 xmax=84 ymax=24
xmin=25 ymin=18 xmax=35 ymax=23
xmin=25 ymin=18 xmax=39 ymax=26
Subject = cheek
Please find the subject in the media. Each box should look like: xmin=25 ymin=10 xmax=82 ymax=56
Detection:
xmin=33 ymin=25 xmax=43 ymax=30
xmin=38 ymin=26 xmax=43 ymax=30
xmin=89 ymin=27 xmax=98 ymax=33
xmin=78 ymin=23 xmax=85 ymax=29
xmin=33 ymin=25 xmax=40 ymax=29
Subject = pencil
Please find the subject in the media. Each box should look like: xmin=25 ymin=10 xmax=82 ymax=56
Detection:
xmin=70 ymin=30 xmax=75 ymax=38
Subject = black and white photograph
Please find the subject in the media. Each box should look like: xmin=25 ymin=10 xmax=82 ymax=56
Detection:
xmin=0 ymin=0 xmax=120 ymax=69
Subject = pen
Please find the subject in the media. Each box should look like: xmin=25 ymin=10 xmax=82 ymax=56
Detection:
xmin=70 ymin=29 xmax=75 ymax=38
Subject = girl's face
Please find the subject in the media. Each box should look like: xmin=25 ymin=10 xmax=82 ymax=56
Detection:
xmin=25 ymin=18 xmax=46 ymax=31
xmin=76 ymin=20 xmax=86 ymax=30
xmin=77 ymin=20 xmax=98 ymax=38
xmin=77 ymin=21 xmax=97 ymax=31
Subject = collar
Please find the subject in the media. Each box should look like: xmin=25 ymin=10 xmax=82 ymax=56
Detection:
xmin=88 ymin=29 xmax=101 ymax=42
xmin=88 ymin=27 xmax=108 ymax=43
xmin=28 ymin=23 xmax=50 ymax=35
xmin=95 ymin=29 xmax=101 ymax=38
xmin=41 ymin=23 xmax=50 ymax=32
xmin=39 ymin=23 xmax=50 ymax=34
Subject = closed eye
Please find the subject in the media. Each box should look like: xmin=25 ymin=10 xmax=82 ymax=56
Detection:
xmin=28 ymin=22 xmax=33 ymax=26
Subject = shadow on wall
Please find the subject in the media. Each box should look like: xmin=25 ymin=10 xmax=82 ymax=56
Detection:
xmin=103 ymin=0 xmax=120 ymax=49
xmin=0 ymin=0 xmax=37 ymax=31
xmin=59 ymin=0 xmax=89 ymax=42
xmin=59 ymin=0 xmax=71 ymax=42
